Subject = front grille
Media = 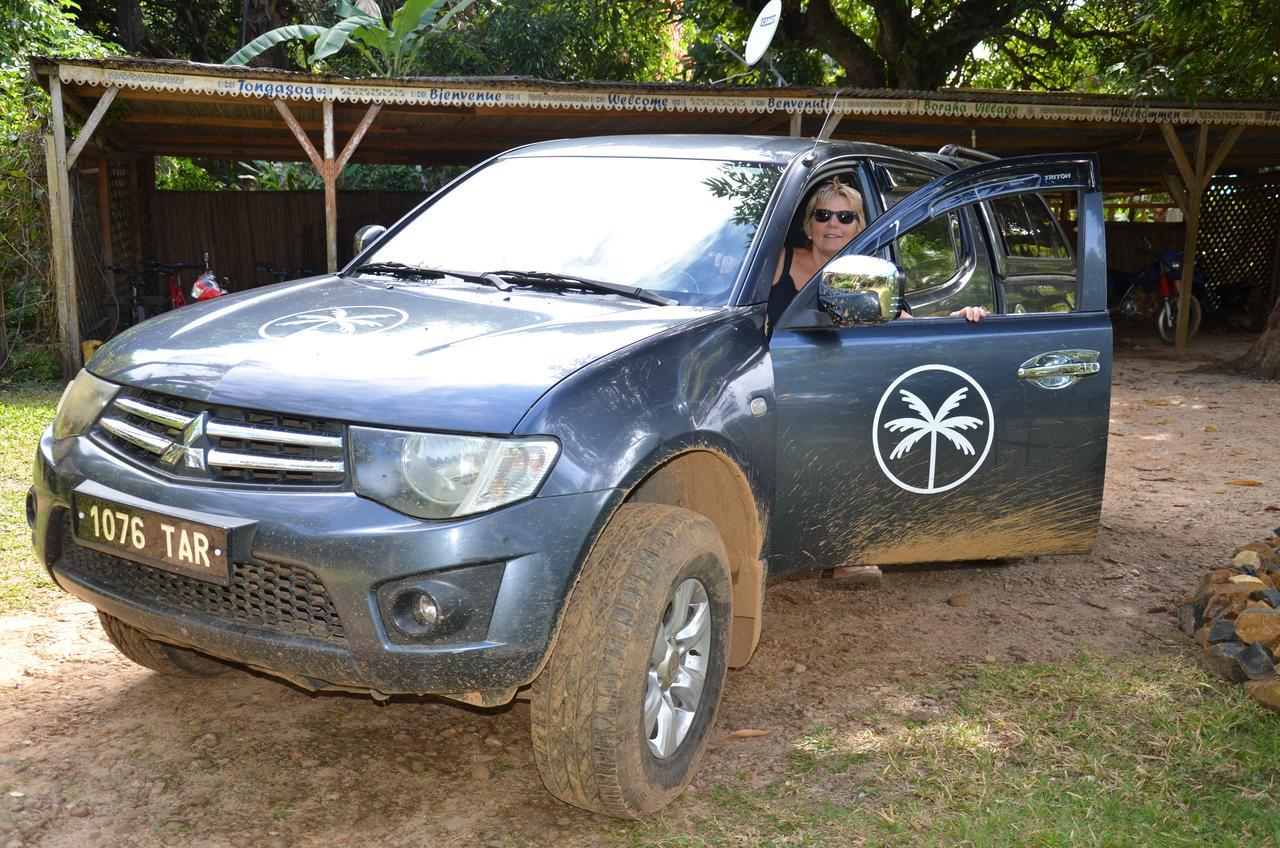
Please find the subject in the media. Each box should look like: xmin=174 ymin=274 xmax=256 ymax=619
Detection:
xmin=95 ymin=389 xmax=345 ymax=486
xmin=57 ymin=515 xmax=345 ymax=641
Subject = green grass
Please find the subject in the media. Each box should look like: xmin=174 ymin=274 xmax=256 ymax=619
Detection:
xmin=0 ymin=381 xmax=63 ymax=614
xmin=613 ymin=652 xmax=1280 ymax=847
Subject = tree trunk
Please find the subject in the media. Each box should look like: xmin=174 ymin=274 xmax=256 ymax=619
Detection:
xmin=1221 ymin=297 xmax=1280 ymax=379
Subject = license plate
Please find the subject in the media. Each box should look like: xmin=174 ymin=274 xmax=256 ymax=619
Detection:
xmin=72 ymin=493 xmax=231 ymax=585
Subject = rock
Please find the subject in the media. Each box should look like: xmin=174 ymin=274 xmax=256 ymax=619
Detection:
xmin=1177 ymin=603 xmax=1198 ymax=637
xmin=299 ymin=758 xmax=321 ymax=769
xmin=1233 ymin=608 xmax=1280 ymax=648
xmin=1228 ymin=575 xmax=1267 ymax=591
xmin=1237 ymin=643 xmax=1276 ymax=680
xmin=483 ymin=735 xmax=503 ymax=748
xmin=947 ymin=594 xmax=972 ymax=607
xmin=469 ymin=762 xmax=492 ymax=781
xmin=792 ymin=663 xmax=807 ymax=673
xmin=1200 ymin=642 xmax=1249 ymax=683
xmin=1203 ymin=586 xmax=1254 ymax=621
xmin=1234 ymin=551 xmax=1263 ymax=570
xmin=1250 ymin=587 xmax=1280 ymax=608
xmin=1083 ymin=594 xmax=1110 ymax=610
xmin=1244 ymin=677 xmax=1280 ymax=712
xmin=1236 ymin=542 xmax=1280 ymax=568
xmin=1206 ymin=618 xmax=1238 ymax=644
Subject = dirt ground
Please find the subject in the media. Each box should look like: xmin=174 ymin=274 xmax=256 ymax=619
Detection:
xmin=1 ymin=330 xmax=1277 ymax=848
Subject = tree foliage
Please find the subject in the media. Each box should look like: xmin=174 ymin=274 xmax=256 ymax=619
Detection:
xmin=0 ymin=0 xmax=112 ymax=375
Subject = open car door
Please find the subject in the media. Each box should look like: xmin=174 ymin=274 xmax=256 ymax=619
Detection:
xmin=768 ymin=154 xmax=1110 ymax=573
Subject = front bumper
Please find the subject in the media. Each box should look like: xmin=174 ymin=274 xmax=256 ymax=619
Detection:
xmin=32 ymin=429 xmax=619 ymax=697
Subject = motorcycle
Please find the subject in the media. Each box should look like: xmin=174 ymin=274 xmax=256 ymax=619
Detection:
xmin=1108 ymin=250 xmax=1205 ymax=344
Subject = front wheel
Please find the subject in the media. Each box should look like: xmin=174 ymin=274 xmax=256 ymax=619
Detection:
xmin=530 ymin=503 xmax=732 ymax=818
xmin=1156 ymin=294 xmax=1202 ymax=344
xmin=98 ymin=611 xmax=232 ymax=677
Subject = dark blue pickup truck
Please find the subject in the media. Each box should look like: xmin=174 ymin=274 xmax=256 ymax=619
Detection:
xmin=30 ymin=135 xmax=1110 ymax=816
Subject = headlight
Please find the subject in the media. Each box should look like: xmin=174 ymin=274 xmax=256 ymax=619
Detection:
xmin=52 ymin=370 xmax=117 ymax=440
xmin=350 ymin=427 xmax=559 ymax=519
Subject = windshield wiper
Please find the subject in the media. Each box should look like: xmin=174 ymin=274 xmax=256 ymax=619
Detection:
xmin=348 ymin=262 xmax=511 ymax=291
xmin=486 ymin=270 xmax=674 ymax=306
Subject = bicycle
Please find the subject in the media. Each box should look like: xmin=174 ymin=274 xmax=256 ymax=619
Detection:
xmin=141 ymin=260 xmax=204 ymax=311
xmin=105 ymin=265 xmax=170 ymax=329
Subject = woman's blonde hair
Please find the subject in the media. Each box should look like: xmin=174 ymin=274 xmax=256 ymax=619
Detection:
xmin=802 ymin=177 xmax=865 ymax=241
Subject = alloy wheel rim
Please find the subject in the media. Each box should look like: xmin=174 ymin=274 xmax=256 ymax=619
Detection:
xmin=644 ymin=577 xmax=711 ymax=759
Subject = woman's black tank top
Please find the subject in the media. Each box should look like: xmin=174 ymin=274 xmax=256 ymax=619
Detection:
xmin=765 ymin=247 xmax=798 ymax=335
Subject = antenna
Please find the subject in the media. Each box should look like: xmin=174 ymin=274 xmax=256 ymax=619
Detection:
xmin=803 ymin=89 xmax=843 ymax=165
xmin=712 ymin=0 xmax=787 ymax=86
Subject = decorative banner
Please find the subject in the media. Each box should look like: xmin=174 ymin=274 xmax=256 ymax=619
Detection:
xmin=57 ymin=62 xmax=1280 ymax=126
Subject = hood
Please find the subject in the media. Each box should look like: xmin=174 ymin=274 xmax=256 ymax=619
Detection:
xmin=88 ymin=275 xmax=713 ymax=433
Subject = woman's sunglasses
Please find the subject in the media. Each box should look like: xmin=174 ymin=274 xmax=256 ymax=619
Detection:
xmin=812 ymin=208 xmax=860 ymax=224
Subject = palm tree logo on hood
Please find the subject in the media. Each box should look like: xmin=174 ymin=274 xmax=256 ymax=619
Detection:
xmin=872 ymin=365 xmax=994 ymax=495
xmin=259 ymin=306 xmax=408 ymax=338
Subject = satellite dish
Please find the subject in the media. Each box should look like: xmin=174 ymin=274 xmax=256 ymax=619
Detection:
xmin=743 ymin=0 xmax=782 ymax=67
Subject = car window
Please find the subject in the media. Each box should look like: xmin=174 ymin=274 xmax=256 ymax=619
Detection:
xmin=985 ymin=193 xmax=1077 ymax=314
xmin=988 ymin=195 xmax=1071 ymax=260
xmin=364 ymin=156 xmax=783 ymax=307
xmin=877 ymin=163 xmax=994 ymax=316
xmin=898 ymin=212 xmax=962 ymax=293
xmin=877 ymin=163 xmax=934 ymax=211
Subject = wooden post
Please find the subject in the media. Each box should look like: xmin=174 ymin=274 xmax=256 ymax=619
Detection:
xmin=1160 ymin=123 xmax=1245 ymax=354
xmin=273 ymin=98 xmax=380 ymax=273
xmin=322 ymin=99 xmax=337 ymax=273
xmin=47 ymin=77 xmax=81 ymax=374
xmin=128 ymin=159 xmax=143 ymax=266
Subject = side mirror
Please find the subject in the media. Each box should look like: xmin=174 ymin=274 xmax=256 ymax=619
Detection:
xmin=817 ymin=255 xmax=904 ymax=326
xmin=354 ymin=224 xmax=387 ymax=255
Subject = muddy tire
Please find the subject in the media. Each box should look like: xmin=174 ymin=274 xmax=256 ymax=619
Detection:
xmin=530 ymin=503 xmax=732 ymax=818
xmin=1157 ymin=294 xmax=1202 ymax=344
xmin=97 ymin=611 xmax=231 ymax=677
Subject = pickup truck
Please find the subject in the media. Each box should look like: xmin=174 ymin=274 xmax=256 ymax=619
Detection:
xmin=30 ymin=135 xmax=1110 ymax=817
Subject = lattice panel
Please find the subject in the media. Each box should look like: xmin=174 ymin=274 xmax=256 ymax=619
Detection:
xmin=1198 ymin=177 xmax=1280 ymax=311
xmin=107 ymin=159 xmax=136 ymax=270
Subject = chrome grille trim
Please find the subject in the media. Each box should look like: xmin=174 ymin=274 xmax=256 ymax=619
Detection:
xmin=99 ymin=416 xmax=171 ymax=454
xmin=95 ymin=389 xmax=348 ymax=485
xmin=207 ymin=449 xmax=345 ymax=474
xmin=112 ymin=396 xmax=195 ymax=429
xmin=206 ymin=421 xmax=343 ymax=449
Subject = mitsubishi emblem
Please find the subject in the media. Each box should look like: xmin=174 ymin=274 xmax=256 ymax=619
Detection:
xmin=161 ymin=411 xmax=208 ymax=472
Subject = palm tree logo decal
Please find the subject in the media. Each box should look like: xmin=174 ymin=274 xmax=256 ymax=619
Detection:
xmin=872 ymin=365 xmax=995 ymax=495
xmin=259 ymin=306 xmax=408 ymax=338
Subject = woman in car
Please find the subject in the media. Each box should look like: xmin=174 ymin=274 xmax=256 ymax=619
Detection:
xmin=767 ymin=177 xmax=989 ymax=331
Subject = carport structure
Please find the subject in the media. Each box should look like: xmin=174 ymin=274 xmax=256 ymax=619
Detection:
xmin=32 ymin=56 xmax=1280 ymax=372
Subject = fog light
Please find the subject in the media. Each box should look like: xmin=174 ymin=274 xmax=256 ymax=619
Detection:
xmin=412 ymin=592 xmax=441 ymax=627
xmin=26 ymin=488 xmax=37 ymax=529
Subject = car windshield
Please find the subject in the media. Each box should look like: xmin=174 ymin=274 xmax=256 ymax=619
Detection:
xmin=361 ymin=155 xmax=784 ymax=306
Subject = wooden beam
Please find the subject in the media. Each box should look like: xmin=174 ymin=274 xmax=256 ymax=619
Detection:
xmin=335 ymin=104 xmax=381 ymax=172
xmin=65 ymin=86 xmax=119 ymax=169
xmin=1163 ymin=175 xmax=1188 ymax=215
xmin=47 ymin=78 xmax=81 ymax=374
xmin=789 ymin=112 xmax=801 ymax=137
xmin=1159 ymin=123 xmax=1198 ymax=194
xmin=272 ymin=98 xmax=324 ymax=171
xmin=1205 ymin=124 xmax=1246 ymax=179
xmin=817 ymin=112 xmax=843 ymax=141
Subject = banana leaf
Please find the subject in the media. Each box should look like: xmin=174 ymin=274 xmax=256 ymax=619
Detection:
xmin=312 ymin=14 xmax=380 ymax=63
xmin=225 ymin=25 xmax=328 ymax=66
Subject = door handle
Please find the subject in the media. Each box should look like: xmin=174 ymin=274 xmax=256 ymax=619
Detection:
xmin=1017 ymin=349 xmax=1101 ymax=390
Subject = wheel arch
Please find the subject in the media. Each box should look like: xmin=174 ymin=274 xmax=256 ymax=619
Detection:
xmin=627 ymin=448 xmax=765 ymax=668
